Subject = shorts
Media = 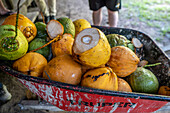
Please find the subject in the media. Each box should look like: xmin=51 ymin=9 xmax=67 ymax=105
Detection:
xmin=89 ymin=0 xmax=121 ymax=11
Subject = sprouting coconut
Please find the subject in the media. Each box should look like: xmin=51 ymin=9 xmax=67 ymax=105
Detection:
xmin=72 ymin=28 xmax=111 ymax=67
xmin=0 ymin=25 xmax=28 ymax=60
xmin=2 ymin=14 xmax=37 ymax=42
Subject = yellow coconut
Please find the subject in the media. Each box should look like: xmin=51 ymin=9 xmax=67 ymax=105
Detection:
xmin=118 ymin=78 xmax=132 ymax=92
xmin=81 ymin=67 xmax=118 ymax=91
xmin=2 ymin=14 xmax=37 ymax=42
xmin=107 ymin=46 xmax=140 ymax=77
xmin=73 ymin=19 xmax=91 ymax=36
xmin=43 ymin=54 xmax=82 ymax=85
xmin=51 ymin=33 xmax=74 ymax=57
xmin=72 ymin=28 xmax=111 ymax=67
xmin=81 ymin=64 xmax=105 ymax=74
xmin=13 ymin=52 xmax=47 ymax=77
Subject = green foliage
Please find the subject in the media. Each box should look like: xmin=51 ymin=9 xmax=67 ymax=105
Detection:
xmin=161 ymin=27 xmax=170 ymax=36
xmin=123 ymin=0 xmax=170 ymax=36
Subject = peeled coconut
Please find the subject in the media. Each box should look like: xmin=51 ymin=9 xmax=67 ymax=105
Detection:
xmin=72 ymin=28 xmax=111 ymax=67
xmin=46 ymin=20 xmax=64 ymax=39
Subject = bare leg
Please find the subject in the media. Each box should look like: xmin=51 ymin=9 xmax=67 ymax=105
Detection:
xmin=0 ymin=0 xmax=10 ymax=15
xmin=92 ymin=8 xmax=102 ymax=26
xmin=108 ymin=9 xmax=119 ymax=27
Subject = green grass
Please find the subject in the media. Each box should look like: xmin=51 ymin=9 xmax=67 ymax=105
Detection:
xmin=123 ymin=0 xmax=170 ymax=36
xmin=161 ymin=27 xmax=170 ymax=36
xmin=156 ymin=38 xmax=163 ymax=41
xmin=146 ymin=21 xmax=161 ymax=28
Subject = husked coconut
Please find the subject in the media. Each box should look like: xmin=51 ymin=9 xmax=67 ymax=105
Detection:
xmin=72 ymin=28 xmax=111 ymax=67
xmin=132 ymin=38 xmax=143 ymax=48
xmin=47 ymin=20 xmax=64 ymax=39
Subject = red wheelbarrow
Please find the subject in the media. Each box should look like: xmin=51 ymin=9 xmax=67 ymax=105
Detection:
xmin=0 ymin=26 xmax=169 ymax=112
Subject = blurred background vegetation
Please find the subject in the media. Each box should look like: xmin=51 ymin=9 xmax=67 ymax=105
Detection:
xmin=123 ymin=0 xmax=170 ymax=41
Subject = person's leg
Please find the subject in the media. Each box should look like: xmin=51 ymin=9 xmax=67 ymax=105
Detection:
xmin=20 ymin=0 xmax=33 ymax=16
xmin=0 ymin=0 xmax=11 ymax=15
xmin=5 ymin=0 xmax=14 ymax=10
xmin=105 ymin=0 xmax=121 ymax=27
xmin=35 ymin=0 xmax=50 ymax=23
xmin=92 ymin=8 xmax=102 ymax=26
xmin=88 ymin=0 xmax=104 ymax=26
xmin=48 ymin=0 xmax=56 ymax=20
xmin=108 ymin=9 xmax=118 ymax=27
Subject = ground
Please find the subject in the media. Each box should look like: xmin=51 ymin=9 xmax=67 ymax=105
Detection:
xmin=0 ymin=0 xmax=169 ymax=113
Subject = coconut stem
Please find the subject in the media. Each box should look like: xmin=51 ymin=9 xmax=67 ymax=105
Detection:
xmin=14 ymin=0 xmax=21 ymax=41
xmin=30 ymin=35 xmax=62 ymax=52
xmin=40 ymin=12 xmax=45 ymax=24
xmin=144 ymin=62 xmax=161 ymax=67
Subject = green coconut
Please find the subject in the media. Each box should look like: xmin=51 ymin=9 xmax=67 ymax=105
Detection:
xmin=57 ymin=17 xmax=75 ymax=38
xmin=0 ymin=25 xmax=28 ymax=60
xmin=28 ymin=38 xmax=50 ymax=58
xmin=35 ymin=22 xmax=47 ymax=39
xmin=106 ymin=34 xmax=134 ymax=51
xmin=126 ymin=67 xmax=159 ymax=94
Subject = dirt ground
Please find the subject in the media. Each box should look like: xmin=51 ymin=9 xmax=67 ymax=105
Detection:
xmin=0 ymin=0 xmax=169 ymax=113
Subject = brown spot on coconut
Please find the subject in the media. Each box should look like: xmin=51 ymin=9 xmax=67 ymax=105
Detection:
xmin=46 ymin=20 xmax=64 ymax=39
xmin=72 ymin=28 xmax=111 ymax=67
xmin=81 ymin=67 xmax=118 ymax=91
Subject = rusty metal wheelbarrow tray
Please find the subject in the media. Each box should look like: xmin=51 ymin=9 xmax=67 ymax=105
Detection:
xmin=0 ymin=26 xmax=169 ymax=112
